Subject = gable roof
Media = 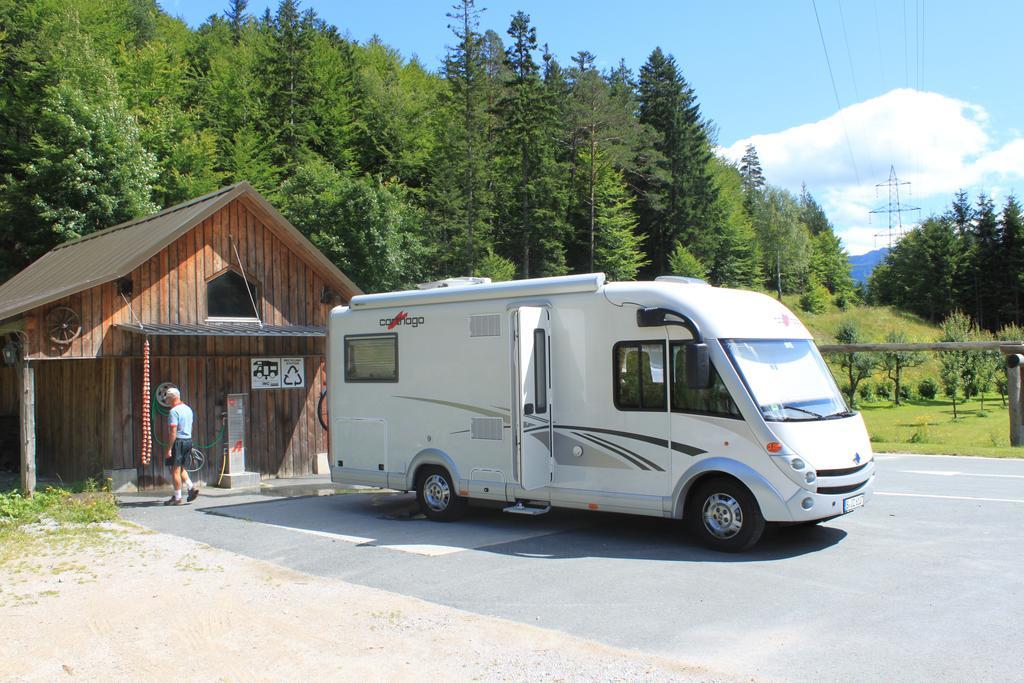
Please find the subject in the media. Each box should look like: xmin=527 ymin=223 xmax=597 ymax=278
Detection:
xmin=0 ymin=182 xmax=361 ymax=322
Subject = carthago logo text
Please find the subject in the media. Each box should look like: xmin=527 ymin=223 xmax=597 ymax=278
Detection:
xmin=380 ymin=311 xmax=425 ymax=329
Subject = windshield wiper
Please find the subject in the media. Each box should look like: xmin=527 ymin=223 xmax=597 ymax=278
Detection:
xmin=778 ymin=404 xmax=824 ymax=419
xmin=823 ymin=409 xmax=856 ymax=419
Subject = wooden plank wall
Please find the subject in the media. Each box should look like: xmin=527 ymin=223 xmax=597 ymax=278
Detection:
xmin=32 ymin=360 xmax=112 ymax=482
xmin=137 ymin=355 xmax=327 ymax=487
xmin=0 ymin=367 xmax=17 ymax=417
xmin=23 ymin=198 xmax=338 ymax=360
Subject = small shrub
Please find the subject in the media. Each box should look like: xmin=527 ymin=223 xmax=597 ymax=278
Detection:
xmin=869 ymin=433 xmax=883 ymax=443
xmin=917 ymin=378 xmax=938 ymax=400
xmin=874 ymin=380 xmax=894 ymax=400
xmin=908 ymin=426 xmax=929 ymax=443
xmin=898 ymin=384 xmax=913 ymax=401
xmin=834 ymin=290 xmax=854 ymax=310
xmin=858 ymin=382 xmax=874 ymax=401
xmin=799 ymin=279 xmax=830 ymax=314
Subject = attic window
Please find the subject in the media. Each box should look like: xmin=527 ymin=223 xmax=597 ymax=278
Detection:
xmin=207 ymin=269 xmax=260 ymax=320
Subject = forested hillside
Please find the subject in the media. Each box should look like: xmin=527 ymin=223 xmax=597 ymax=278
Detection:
xmin=1 ymin=0 xmax=854 ymax=296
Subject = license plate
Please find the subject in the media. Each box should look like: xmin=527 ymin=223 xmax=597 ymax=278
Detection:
xmin=843 ymin=494 xmax=864 ymax=513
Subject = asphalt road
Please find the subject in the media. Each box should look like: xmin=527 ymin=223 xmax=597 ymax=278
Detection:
xmin=121 ymin=454 xmax=1024 ymax=682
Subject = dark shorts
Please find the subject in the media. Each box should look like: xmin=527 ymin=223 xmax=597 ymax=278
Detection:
xmin=165 ymin=439 xmax=193 ymax=468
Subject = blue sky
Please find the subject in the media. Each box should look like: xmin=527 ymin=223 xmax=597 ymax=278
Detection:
xmin=168 ymin=1 xmax=1024 ymax=255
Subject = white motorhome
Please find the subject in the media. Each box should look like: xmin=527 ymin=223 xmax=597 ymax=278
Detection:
xmin=326 ymin=273 xmax=874 ymax=551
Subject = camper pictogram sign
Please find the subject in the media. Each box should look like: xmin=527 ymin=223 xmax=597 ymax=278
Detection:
xmin=251 ymin=357 xmax=305 ymax=389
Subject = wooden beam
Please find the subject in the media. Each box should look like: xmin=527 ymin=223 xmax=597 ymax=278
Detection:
xmin=19 ymin=362 xmax=36 ymax=495
xmin=1009 ymin=357 xmax=1024 ymax=448
xmin=818 ymin=342 xmax=1024 ymax=354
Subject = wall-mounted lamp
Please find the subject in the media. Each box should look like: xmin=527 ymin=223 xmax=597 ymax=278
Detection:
xmin=320 ymin=286 xmax=337 ymax=305
xmin=2 ymin=340 xmax=21 ymax=367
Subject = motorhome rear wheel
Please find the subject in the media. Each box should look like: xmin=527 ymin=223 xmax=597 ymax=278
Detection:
xmin=687 ymin=477 xmax=766 ymax=553
xmin=415 ymin=466 xmax=467 ymax=522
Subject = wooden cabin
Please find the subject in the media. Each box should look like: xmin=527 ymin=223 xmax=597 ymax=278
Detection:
xmin=0 ymin=182 xmax=361 ymax=488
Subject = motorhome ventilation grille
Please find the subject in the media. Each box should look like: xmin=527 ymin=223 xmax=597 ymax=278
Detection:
xmin=471 ymin=417 xmax=504 ymax=440
xmin=469 ymin=314 xmax=501 ymax=337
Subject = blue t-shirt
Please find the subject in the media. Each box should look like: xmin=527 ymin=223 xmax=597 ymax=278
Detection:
xmin=169 ymin=404 xmax=194 ymax=440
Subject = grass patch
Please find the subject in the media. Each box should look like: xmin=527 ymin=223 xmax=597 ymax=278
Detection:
xmin=859 ymin=394 xmax=1024 ymax=457
xmin=0 ymin=479 xmax=120 ymax=565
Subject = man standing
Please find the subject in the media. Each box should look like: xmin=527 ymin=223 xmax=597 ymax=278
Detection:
xmin=164 ymin=387 xmax=199 ymax=506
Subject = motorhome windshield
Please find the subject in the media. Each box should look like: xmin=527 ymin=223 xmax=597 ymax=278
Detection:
xmin=723 ymin=339 xmax=850 ymax=422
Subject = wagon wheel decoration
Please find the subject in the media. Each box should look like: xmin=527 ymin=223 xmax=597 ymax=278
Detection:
xmin=45 ymin=306 xmax=82 ymax=345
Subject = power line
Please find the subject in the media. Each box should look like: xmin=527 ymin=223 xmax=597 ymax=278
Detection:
xmin=811 ymin=0 xmax=862 ymax=186
xmin=903 ymin=0 xmax=910 ymax=88
xmin=838 ymin=0 xmax=861 ymax=102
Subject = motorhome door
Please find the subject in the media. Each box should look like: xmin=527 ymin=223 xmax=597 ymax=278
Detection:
xmin=513 ymin=306 xmax=553 ymax=490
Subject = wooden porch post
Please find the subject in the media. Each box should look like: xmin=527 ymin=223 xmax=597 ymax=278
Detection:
xmin=19 ymin=361 xmax=36 ymax=495
xmin=1007 ymin=355 xmax=1024 ymax=447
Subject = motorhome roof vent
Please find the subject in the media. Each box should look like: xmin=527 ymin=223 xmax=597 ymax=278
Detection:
xmin=655 ymin=276 xmax=708 ymax=285
xmin=417 ymin=276 xmax=492 ymax=290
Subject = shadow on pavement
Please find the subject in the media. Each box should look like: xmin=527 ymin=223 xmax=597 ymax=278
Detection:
xmin=192 ymin=490 xmax=847 ymax=562
xmin=118 ymin=499 xmax=173 ymax=509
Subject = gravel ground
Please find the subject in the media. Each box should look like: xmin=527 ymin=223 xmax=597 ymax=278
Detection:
xmin=0 ymin=523 xmax=745 ymax=682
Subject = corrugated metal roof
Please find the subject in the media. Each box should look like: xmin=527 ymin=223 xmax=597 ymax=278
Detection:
xmin=115 ymin=322 xmax=325 ymax=337
xmin=0 ymin=184 xmax=242 ymax=322
xmin=0 ymin=181 xmax=362 ymax=322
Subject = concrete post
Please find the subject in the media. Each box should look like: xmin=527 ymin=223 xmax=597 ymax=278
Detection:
xmin=19 ymin=362 xmax=36 ymax=495
xmin=1007 ymin=355 xmax=1023 ymax=447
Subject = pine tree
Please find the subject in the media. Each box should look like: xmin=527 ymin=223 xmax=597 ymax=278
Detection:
xmin=225 ymin=0 xmax=249 ymax=44
xmin=443 ymin=0 xmax=488 ymax=272
xmin=971 ymin=193 xmax=1001 ymax=329
xmin=495 ymin=11 xmax=568 ymax=278
xmin=739 ymin=144 xmax=765 ymax=197
xmin=870 ymin=217 xmax=961 ymax=322
xmin=635 ymin=47 xmax=718 ymax=275
xmin=1000 ymin=195 xmax=1024 ymax=325
xmin=260 ymin=0 xmax=318 ymax=167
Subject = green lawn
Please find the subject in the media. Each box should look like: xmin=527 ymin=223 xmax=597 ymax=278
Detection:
xmin=858 ymin=394 xmax=1024 ymax=458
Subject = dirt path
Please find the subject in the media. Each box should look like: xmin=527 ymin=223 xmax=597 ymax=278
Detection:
xmin=0 ymin=524 xmax=740 ymax=682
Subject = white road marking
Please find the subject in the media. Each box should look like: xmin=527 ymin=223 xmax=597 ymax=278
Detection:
xmin=877 ymin=492 xmax=1024 ymax=504
xmin=251 ymin=522 xmax=467 ymax=556
xmin=901 ymin=470 xmax=1024 ymax=479
xmin=259 ymin=523 xmax=375 ymax=545
xmin=377 ymin=544 xmax=464 ymax=557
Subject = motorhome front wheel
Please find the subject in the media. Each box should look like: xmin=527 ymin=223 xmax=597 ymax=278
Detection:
xmin=415 ymin=466 xmax=466 ymax=522
xmin=687 ymin=477 xmax=766 ymax=552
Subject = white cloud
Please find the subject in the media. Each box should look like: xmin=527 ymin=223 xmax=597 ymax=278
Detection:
xmin=719 ymin=88 xmax=1024 ymax=255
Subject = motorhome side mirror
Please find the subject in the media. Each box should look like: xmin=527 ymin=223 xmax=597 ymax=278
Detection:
xmin=686 ymin=343 xmax=711 ymax=389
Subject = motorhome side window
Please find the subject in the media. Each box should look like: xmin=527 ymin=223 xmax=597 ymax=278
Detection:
xmin=614 ymin=342 xmax=666 ymax=410
xmin=344 ymin=334 xmax=398 ymax=382
xmin=670 ymin=343 xmax=741 ymax=418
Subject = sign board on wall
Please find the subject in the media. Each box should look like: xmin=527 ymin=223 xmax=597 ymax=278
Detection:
xmin=281 ymin=358 xmax=305 ymax=388
xmin=251 ymin=357 xmax=305 ymax=389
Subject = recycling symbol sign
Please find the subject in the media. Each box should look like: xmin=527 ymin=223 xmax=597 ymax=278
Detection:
xmin=251 ymin=357 xmax=305 ymax=389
